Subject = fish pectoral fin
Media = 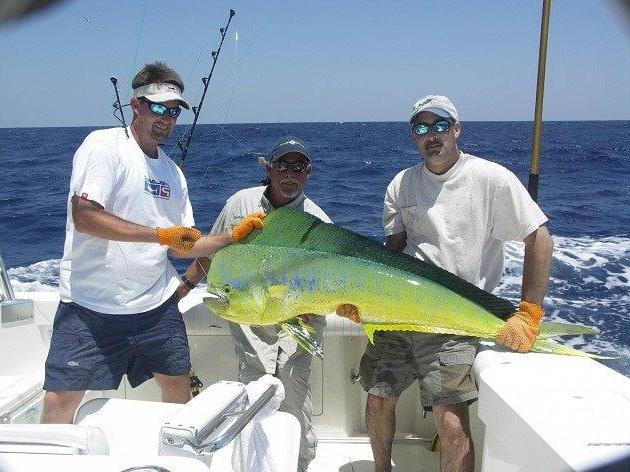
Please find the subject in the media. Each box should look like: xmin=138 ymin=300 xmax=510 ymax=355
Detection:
xmin=266 ymin=284 xmax=289 ymax=299
xmin=297 ymin=314 xmax=317 ymax=333
xmin=281 ymin=320 xmax=323 ymax=359
xmin=336 ymin=303 xmax=361 ymax=323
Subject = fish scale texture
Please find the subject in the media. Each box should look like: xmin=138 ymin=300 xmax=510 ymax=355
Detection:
xmin=240 ymin=208 xmax=517 ymax=320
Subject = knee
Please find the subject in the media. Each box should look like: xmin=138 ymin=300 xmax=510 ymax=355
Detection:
xmin=437 ymin=413 xmax=471 ymax=448
xmin=43 ymin=391 xmax=83 ymax=418
xmin=157 ymin=373 xmax=188 ymax=389
xmin=366 ymin=394 xmax=397 ymax=415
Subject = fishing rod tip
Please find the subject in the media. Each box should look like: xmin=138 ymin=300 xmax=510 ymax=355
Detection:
xmin=109 ymin=76 xmax=118 ymax=84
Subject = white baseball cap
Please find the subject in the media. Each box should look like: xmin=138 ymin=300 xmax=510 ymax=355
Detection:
xmin=133 ymin=82 xmax=190 ymax=109
xmin=410 ymin=95 xmax=458 ymax=122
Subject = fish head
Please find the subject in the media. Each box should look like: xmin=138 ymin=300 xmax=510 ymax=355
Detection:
xmin=205 ymin=278 xmax=267 ymax=324
xmin=206 ymin=245 xmax=301 ymax=325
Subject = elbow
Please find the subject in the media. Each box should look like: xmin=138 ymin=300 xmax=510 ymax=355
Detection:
xmin=72 ymin=209 xmax=88 ymax=233
xmin=71 ymin=196 xmax=92 ymax=234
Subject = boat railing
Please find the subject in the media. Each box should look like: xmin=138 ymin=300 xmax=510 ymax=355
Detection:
xmin=0 ymin=253 xmax=33 ymax=325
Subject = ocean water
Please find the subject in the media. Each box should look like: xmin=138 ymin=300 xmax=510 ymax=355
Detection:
xmin=1 ymin=122 xmax=629 ymax=374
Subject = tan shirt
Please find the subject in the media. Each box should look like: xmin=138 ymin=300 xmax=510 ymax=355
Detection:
xmin=210 ymin=186 xmax=331 ymax=373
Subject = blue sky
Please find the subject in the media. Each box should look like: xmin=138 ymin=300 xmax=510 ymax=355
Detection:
xmin=0 ymin=0 xmax=628 ymax=127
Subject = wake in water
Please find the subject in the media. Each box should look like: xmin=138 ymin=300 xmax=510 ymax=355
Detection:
xmin=8 ymin=235 xmax=630 ymax=368
xmin=498 ymin=236 xmax=630 ymax=361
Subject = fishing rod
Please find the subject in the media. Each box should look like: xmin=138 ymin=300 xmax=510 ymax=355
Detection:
xmin=528 ymin=0 xmax=552 ymax=202
xmin=109 ymin=76 xmax=129 ymax=138
xmin=177 ymin=9 xmax=236 ymax=168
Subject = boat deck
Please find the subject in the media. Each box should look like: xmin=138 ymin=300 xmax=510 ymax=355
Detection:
xmin=311 ymin=438 xmax=439 ymax=471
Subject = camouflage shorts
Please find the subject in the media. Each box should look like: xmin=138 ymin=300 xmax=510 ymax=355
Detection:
xmin=359 ymin=331 xmax=479 ymax=409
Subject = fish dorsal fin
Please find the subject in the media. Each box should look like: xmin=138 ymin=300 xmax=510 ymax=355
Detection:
xmin=241 ymin=207 xmax=516 ymax=320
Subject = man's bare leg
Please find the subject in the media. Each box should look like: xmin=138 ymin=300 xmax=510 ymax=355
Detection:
xmin=41 ymin=390 xmax=85 ymax=424
xmin=433 ymin=403 xmax=474 ymax=472
xmin=154 ymin=373 xmax=191 ymax=403
xmin=366 ymin=394 xmax=399 ymax=472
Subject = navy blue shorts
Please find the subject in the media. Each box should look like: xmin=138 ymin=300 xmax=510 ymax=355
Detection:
xmin=44 ymin=294 xmax=191 ymax=391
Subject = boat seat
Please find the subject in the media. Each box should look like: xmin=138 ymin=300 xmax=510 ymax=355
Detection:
xmin=75 ymin=378 xmax=301 ymax=471
xmin=0 ymin=424 xmax=108 ymax=455
xmin=0 ymin=374 xmax=43 ymax=423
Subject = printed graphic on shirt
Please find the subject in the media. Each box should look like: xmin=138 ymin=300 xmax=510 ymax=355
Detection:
xmin=144 ymin=178 xmax=171 ymax=199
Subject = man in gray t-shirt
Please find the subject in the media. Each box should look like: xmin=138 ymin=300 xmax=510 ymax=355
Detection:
xmin=179 ymin=137 xmax=331 ymax=472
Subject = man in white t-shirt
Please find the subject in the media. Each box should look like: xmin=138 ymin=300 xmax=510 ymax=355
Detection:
xmin=42 ymin=62 xmax=264 ymax=424
xmin=178 ymin=137 xmax=331 ymax=471
xmin=360 ymin=95 xmax=554 ymax=472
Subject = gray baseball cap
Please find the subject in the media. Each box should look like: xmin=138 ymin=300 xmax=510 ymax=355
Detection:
xmin=270 ymin=137 xmax=311 ymax=162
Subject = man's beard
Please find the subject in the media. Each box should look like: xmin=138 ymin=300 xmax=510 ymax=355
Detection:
xmin=151 ymin=125 xmax=171 ymax=144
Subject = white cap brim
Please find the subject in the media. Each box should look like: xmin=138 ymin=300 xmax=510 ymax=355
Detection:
xmin=133 ymin=83 xmax=190 ymax=109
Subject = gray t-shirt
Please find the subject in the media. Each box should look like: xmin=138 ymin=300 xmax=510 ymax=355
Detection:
xmin=210 ymin=185 xmax=332 ymax=373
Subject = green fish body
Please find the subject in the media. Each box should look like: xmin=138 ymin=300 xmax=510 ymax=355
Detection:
xmin=206 ymin=208 xmax=602 ymax=358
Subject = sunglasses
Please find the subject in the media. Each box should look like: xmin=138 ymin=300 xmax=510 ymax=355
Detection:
xmin=270 ymin=160 xmax=310 ymax=173
xmin=412 ymin=119 xmax=452 ymax=136
xmin=139 ymin=97 xmax=182 ymax=118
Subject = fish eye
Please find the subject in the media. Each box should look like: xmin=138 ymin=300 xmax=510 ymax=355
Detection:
xmin=223 ymin=284 xmax=232 ymax=293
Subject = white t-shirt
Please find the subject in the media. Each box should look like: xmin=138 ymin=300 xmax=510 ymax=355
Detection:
xmin=383 ymin=152 xmax=547 ymax=292
xmin=59 ymin=127 xmax=195 ymax=314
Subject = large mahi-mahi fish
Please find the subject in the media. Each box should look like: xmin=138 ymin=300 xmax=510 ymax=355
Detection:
xmin=205 ymin=207 xmax=602 ymax=358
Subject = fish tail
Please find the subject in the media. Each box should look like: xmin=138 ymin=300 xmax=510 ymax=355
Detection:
xmin=538 ymin=321 xmax=600 ymax=338
xmin=531 ymin=338 xmax=615 ymax=359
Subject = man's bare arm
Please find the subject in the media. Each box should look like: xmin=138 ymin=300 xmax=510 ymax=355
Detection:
xmin=521 ymin=225 xmax=554 ymax=305
xmin=72 ymin=195 xmax=158 ymax=242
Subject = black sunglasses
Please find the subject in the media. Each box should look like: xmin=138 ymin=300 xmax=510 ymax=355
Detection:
xmin=139 ymin=97 xmax=182 ymax=118
xmin=270 ymin=160 xmax=310 ymax=173
xmin=412 ymin=119 xmax=452 ymax=136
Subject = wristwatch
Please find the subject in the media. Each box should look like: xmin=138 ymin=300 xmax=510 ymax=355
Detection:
xmin=181 ymin=275 xmax=196 ymax=290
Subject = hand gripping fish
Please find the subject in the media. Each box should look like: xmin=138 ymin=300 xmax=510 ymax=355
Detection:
xmin=205 ymin=208 xmax=603 ymax=359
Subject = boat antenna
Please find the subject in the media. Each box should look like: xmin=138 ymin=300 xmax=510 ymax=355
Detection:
xmin=528 ymin=0 xmax=552 ymax=202
xmin=109 ymin=76 xmax=129 ymax=138
xmin=177 ymin=9 xmax=236 ymax=168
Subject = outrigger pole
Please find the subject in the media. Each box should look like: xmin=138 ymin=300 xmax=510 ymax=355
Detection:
xmin=528 ymin=0 xmax=552 ymax=202
xmin=177 ymin=9 xmax=236 ymax=168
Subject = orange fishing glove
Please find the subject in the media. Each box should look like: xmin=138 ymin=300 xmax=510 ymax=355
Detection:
xmin=496 ymin=301 xmax=544 ymax=353
xmin=231 ymin=212 xmax=265 ymax=242
xmin=156 ymin=226 xmax=202 ymax=253
xmin=336 ymin=303 xmax=361 ymax=323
